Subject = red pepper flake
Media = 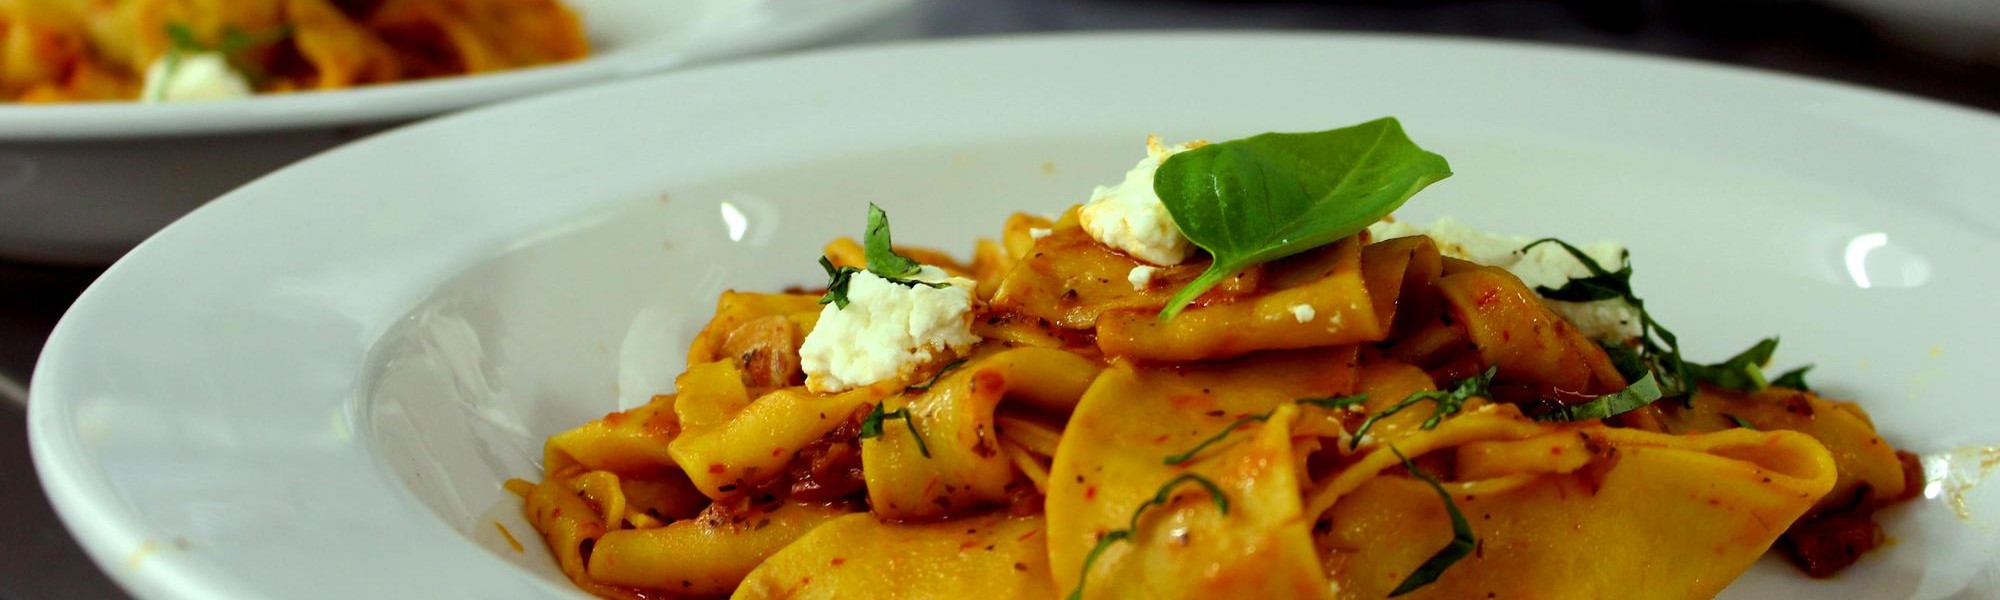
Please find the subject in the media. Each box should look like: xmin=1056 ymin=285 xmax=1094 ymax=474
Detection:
xmin=831 ymin=557 xmax=846 ymax=566
xmin=1084 ymin=486 xmax=1097 ymax=500
xmin=1016 ymin=528 xmax=1040 ymax=542
xmin=708 ymin=464 xmax=727 ymax=474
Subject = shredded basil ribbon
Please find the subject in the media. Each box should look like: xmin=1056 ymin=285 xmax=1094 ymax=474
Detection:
xmin=819 ymin=204 xmax=947 ymax=309
xmin=1162 ymin=394 xmax=1367 ymax=466
xmin=859 ymin=403 xmax=930 ymax=458
xmin=1387 ymin=446 xmax=1477 ymax=597
xmin=1067 ymin=474 xmax=1229 ymax=600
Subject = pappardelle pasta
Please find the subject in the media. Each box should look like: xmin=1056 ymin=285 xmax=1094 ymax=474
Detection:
xmin=0 ymin=0 xmax=587 ymax=103
xmin=512 ymin=119 xmax=1917 ymax=599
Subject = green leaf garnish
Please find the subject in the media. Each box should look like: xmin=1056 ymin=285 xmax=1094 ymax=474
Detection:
xmin=903 ymin=358 xmax=967 ymax=394
xmin=818 ymin=204 xmax=948 ymax=309
xmin=165 ymin=23 xmax=205 ymax=54
xmin=1771 ymin=365 xmax=1813 ymax=391
xmin=1386 ymin=446 xmax=1476 ymax=597
xmin=1067 ymin=473 xmax=1229 ymax=600
xmin=157 ymin=22 xmax=290 ymax=88
xmin=1162 ymin=415 xmax=1270 ymax=466
xmin=1530 ymin=372 xmax=1664 ymax=422
xmin=1161 ymin=394 xmax=1366 ymax=465
xmin=859 ymin=402 xmax=930 ymax=458
xmin=1686 ymin=337 xmax=1779 ymax=392
xmin=1526 ymin=240 xmax=1823 ymax=408
xmin=817 ymin=257 xmax=858 ymax=309
xmin=1351 ymin=368 xmax=1495 ymax=450
xmin=863 ymin=203 xmax=922 ymax=278
xmin=1152 ymin=118 xmax=1452 ymax=321
xmin=1524 ymin=238 xmax=1695 ymax=402
xmin=1725 ymin=413 xmax=1758 ymax=430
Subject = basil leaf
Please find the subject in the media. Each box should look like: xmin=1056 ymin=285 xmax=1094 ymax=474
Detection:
xmin=864 ymin=203 xmax=922 ymax=279
xmin=1524 ymin=238 xmax=1694 ymax=402
xmin=858 ymin=402 xmax=888 ymax=438
xmin=165 ymin=23 xmax=205 ymax=53
xmin=1687 ymin=337 xmax=1779 ymax=392
xmin=1387 ymin=446 xmax=1476 ymax=597
xmin=1531 ymin=372 xmax=1664 ymax=422
xmin=904 ymin=359 xmax=967 ymax=393
xmin=1524 ymin=238 xmax=1633 ymax=303
xmin=817 ymin=257 xmax=859 ymax=308
xmin=1771 ymin=365 xmax=1813 ymax=391
xmin=1352 ymin=368 xmax=1494 ymax=450
xmin=1153 ymin=118 xmax=1452 ymax=320
xmin=1162 ymin=394 xmax=1367 ymax=466
xmin=1163 ymin=414 xmax=1271 ymax=465
xmin=1067 ymin=474 xmax=1229 ymax=600
xmin=1598 ymin=342 xmax=1650 ymax=384
xmin=859 ymin=403 xmax=930 ymax=458
xmin=818 ymin=205 xmax=947 ymax=310
xmin=1725 ymin=414 xmax=1758 ymax=430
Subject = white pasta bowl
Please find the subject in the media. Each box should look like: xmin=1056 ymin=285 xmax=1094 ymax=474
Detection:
xmin=28 ymin=33 xmax=2000 ymax=599
xmin=0 ymin=0 xmax=916 ymax=264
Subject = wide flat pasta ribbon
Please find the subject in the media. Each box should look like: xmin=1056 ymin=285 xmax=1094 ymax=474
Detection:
xmin=735 ymin=512 xmax=1057 ymax=600
xmin=863 ymin=347 xmax=1101 ymax=520
xmin=1048 ymin=351 xmax=1360 ymax=599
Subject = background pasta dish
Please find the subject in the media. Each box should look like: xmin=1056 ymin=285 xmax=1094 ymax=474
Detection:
xmin=511 ymin=118 xmax=1917 ymax=599
xmin=0 ymin=0 xmax=587 ymax=103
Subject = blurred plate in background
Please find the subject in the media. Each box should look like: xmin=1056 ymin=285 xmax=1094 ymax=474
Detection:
xmin=1821 ymin=0 xmax=2000 ymax=63
xmin=0 ymin=0 xmax=918 ymax=264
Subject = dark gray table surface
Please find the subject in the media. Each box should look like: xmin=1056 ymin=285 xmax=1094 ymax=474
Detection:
xmin=3 ymin=1 xmax=1995 ymax=598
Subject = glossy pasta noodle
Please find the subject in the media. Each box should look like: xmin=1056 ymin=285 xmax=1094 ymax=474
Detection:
xmin=511 ymin=123 xmax=1916 ymax=599
xmin=0 ymin=0 xmax=586 ymax=102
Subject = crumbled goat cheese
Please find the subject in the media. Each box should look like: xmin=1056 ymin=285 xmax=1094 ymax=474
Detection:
xmin=799 ymin=266 xmax=980 ymax=393
xmin=1290 ymin=304 xmax=1317 ymax=323
xmin=141 ymin=52 xmax=252 ymax=102
xmin=1127 ymin=265 xmax=1159 ymax=291
xmin=1077 ymin=135 xmax=1203 ymax=266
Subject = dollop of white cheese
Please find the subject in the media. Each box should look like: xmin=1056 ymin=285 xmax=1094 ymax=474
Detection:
xmin=141 ymin=52 xmax=253 ymax=103
xmin=1028 ymin=228 xmax=1052 ymax=240
xmin=1078 ymin=135 xmax=1202 ymax=266
xmin=1368 ymin=217 xmax=1642 ymax=342
xmin=1290 ymin=304 xmax=1317 ymax=323
xmin=799 ymin=266 xmax=981 ymax=393
xmin=1127 ymin=265 xmax=1159 ymax=291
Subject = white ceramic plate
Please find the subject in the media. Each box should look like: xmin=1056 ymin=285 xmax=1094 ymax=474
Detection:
xmin=0 ymin=0 xmax=916 ymax=264
xmin=29 ymin=33 xmax=2000 ymax=600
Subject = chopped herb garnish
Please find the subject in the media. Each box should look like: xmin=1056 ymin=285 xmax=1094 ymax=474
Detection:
xmin=1161 ymin=394 xmax=1367 ymax=465
xmin=1351 ymin=368 xmax=1495 ymax=450
xmin=1387 ymin=446 xmax=1476 ymax=597
xmin=1598 ymin=342 xmax=1650 ymax=384
xmin=1162 ymin=415 xmax=1269 ymax=465
xmin=818 ymin=204 xmax=948 ymax=309
xmin=1153 ymin=118 xmax=1452 ymax=321
xmin=1771 ymin=365 xmax=1813 ymax=391
xmin=904 ymin=358 xmax=967 ymax=393
xmin=158 ymin=22 xmax=290 ymax=87
xmin=1531 ymin=372 xmax=1664 ymax=422
xmin=1297 ymin=393 xmax=1370 ymax=411
xmin=1067 ymin=473 xmax=1229 ymax=600
xmin=859 ymin=402 xmax=931 ymax=458
xmin=1523 ymin=238 xmax=1694 ymax=404
xmin=1687 ymin=337 xmax=1778 ymax=392
xmin=1725 ymin=414 xmax=1758 ymax=430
